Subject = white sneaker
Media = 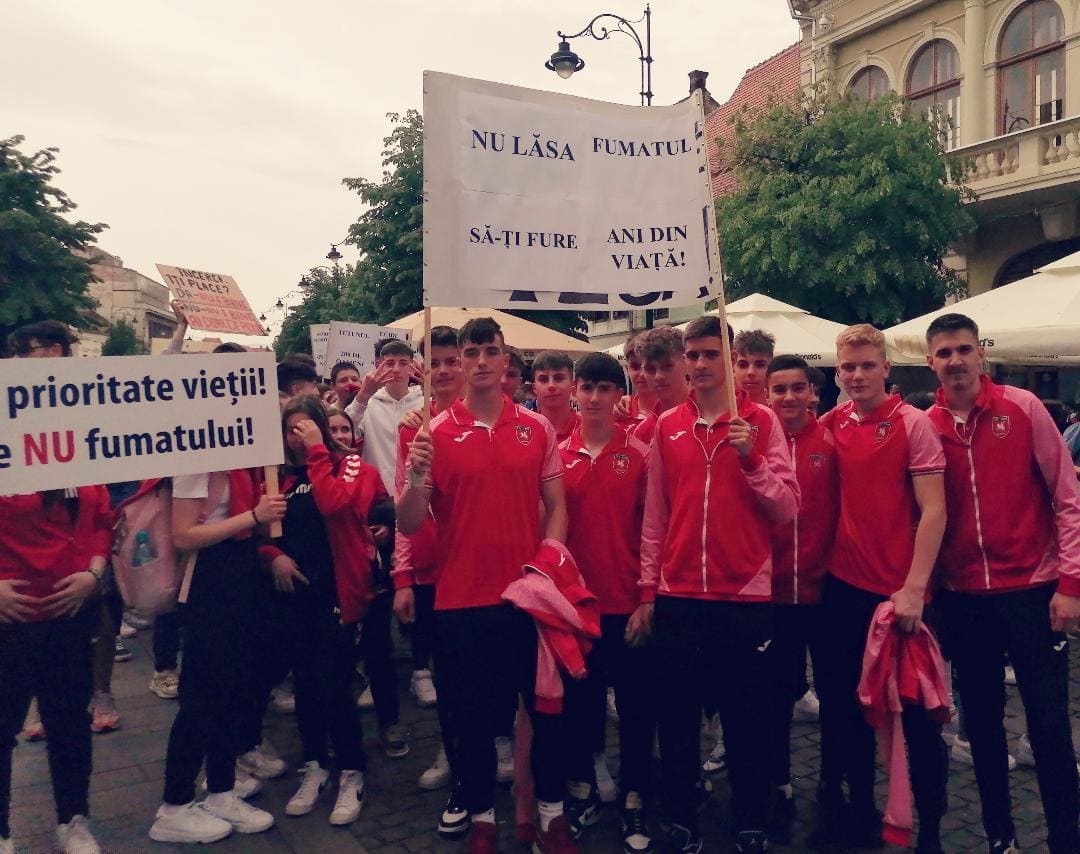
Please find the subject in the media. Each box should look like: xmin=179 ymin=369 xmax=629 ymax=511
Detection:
xmin=0 ymin=835 xmax=12 ymax=854
xmin=119 ymin=619 xmax=137 ymax=639
xmin=953 ymin=735 xmax=1017 ymax=771
xmin=149 ymin=802 xmax=232 ymax=844
xmin=202 ymin=792 xmax=274 ymax=834
xmin=239 ymin=742 xmax=287 ymax=779
xmin=410 ymin=669 xmax=438 ymax=707
xmin=329 ymin=771 xmax=365 ymax=826
xmin=286 ymin=761 xmax=330 ymax=816
xmin=792 ymin=688 xmax=821 ymax=722
xmin=270 ymin=686 xmax=296 ymax=714
xmin=594 ymin=753 xmax=618 ymax=803
xmin=419 ymin=748 xmax=452 ymax=790
xmin=200 ymin=766 xmax=263 ymax=799
xmin=703 ymin=738 xmax=726 ymax=777
xmin=495 ymin=736 xmax=514 ymax=784
xmin=149 ymin=669 xmax=180 ymax=699
xmin=356 ymin=686 xmax=375 ymax=710
xmin=56 ymin=815 xmax=100 ymax=854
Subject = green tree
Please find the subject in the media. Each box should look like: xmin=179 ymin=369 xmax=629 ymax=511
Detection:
xmin=337 ymin=111 xmax=587 ymax=339
xmin=101 ymin=318 xmax=146 ymax=355
xmin=716 ymin=90 xmax=975 ymax=326
xmin=0 ymin=135 xmax=107 ymax=344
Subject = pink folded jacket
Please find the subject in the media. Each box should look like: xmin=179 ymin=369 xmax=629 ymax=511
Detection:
xmin=857 ymin=602 xmax=951 ymax=848
xmin=502 ymin=539 xmax=601 ymax=714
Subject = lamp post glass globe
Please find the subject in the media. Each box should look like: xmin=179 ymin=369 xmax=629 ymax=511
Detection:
xmin=274 ymin=299 xmax=284 ymax=309
xmin=546 ymin=41 xmax=584 ymax=79
xmin=326 ymin=244 xmax=343 ymax=262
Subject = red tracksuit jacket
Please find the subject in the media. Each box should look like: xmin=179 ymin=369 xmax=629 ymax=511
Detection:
xmin=928 ymin=375 xmax=1080 ymax=597
xmin=260 ymin=444 xmax=386 ymax=624
xmin=771 ymin=417 xmax=839 ymax=605
xmin=640 ymin=390 xmax=800 ymax=603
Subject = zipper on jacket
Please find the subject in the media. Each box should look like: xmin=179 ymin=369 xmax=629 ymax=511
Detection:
xmin=791 ymin=436 xmax=799 ymax=605
xmin=958 ymin=412 xmax=992 ymax=589
xmin=701 ymin=461 xmax=712 ymax=592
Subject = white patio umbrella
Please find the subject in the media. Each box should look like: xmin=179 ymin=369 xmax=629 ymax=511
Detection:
xmin=885 ymin=249 xmax=1080 ymax=365
xmin=677 ymin=293 xmax=848 ymax=366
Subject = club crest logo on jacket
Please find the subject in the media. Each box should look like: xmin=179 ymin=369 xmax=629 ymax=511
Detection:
xmin=612 ymin=453 xmax=630 ymax=475
xmin=992 ymin=415 xmax=1011 ymax=439
xmin=809 ymin=453 xmax=826 ymax=471
xmin=515 ymin=425 xmax=533 ymax=446
xmin=875 ymin=422 xmax=892 ymax=443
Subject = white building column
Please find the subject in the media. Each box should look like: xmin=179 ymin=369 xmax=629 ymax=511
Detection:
xmin=962 ymin=0 xmax=989 ymax=145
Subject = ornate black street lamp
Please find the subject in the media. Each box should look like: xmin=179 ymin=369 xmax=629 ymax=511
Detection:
xmin=545 ymin=6 xmax=652 ymax=106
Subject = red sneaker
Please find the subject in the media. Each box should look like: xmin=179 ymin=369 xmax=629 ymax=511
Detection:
xmin=533 ymin=815 xmax=578 ymax=854
xmin=466 ymin=820 xmax=500 ymax=854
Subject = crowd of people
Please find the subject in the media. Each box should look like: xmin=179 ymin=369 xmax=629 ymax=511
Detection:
xmin=1 ymin=306 xmax=1079 ymax=854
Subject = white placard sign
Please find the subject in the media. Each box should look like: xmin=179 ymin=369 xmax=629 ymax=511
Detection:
xmin=423 ymin=71 xmax=720 ymax=311
xmin=323 ymin=323 xmax=412 ymax=374
xmin=309 ymin=324 xmax=331 ymax=377
xmin=157 ymin=264 xmax=266 ymax=337
xmin=0 ymin=353 xmax=283 ymax=495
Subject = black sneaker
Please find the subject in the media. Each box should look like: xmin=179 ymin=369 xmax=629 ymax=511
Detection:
xmin=113 ymin=638 xmax=132 ymax=663
xmin=844 ymin=805 xmax=884 ymax=849
xmin=988 ymin=838 xmax=1019 ymax=854
xmin=621 ymin=799 xmax=653 ymax=854
xmin=736 ymin=830 xmax=768 ymax=853
xmin=565 ymin=785 xmax=600 ymax=839
xmin=806 ymin=787 xmax=845 ymax=850
xmin=667 ymin=823 xmax=703 ymax=854
xmin=766 ymin=789 xmax=795 ymax=846
xmin=380 ymin=723 xmax=409 ymax=759
xmin=437 ymin=788 xmax=470 ymax=840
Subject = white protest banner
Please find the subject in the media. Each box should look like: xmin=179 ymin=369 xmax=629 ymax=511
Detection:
xmin=0 ymin=353 xmax=283 ymax=495
xmin=423 ymin=71 xmax=720 ymax=312
xmin=323 ymin=322 xmax=412 ymax=374
xmin=309 ymin=324 xmax=331 ymax=377
xmin=157 ymin=264 xmax=266 ymax=337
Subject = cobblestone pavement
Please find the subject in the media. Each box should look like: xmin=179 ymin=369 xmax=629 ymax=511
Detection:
xmin=10 ymin=626 xmax=1080 ymax=852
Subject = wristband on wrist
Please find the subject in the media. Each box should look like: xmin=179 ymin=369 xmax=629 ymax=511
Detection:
xmin=86 ymin=566 xmax=104 ymax=584
xmin=251 ymin=509 xmax=260 ymax=526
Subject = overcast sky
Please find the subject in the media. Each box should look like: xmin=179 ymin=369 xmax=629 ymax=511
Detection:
xmin=4 ymin=1 xmax=798 ymax=341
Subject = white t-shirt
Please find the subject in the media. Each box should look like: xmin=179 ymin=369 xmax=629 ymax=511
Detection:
xmin=172 ymin=473 xmax=230 ymax=523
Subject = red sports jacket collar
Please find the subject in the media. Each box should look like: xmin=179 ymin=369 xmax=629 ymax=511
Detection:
xmin=449 ymin=394 xmax=517 ymax=428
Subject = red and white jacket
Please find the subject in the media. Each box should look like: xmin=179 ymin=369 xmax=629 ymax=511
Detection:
xmin=260 ymin=444 xmax=387 ymax=624
xmin=0 ymin=487 xmax=113 ymax=621
xmin=928 ymin=375 xmax=1080 ymax=597
xmin=771 ymin=417 xmax=839 ymax=605
xmin=640 ymin=390 xmax=800 ymax=603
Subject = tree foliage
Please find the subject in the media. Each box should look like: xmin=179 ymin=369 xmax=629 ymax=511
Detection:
xmin=716 ymin=90 xmax=976 ymax=326
xmin=0 ymin=135 xmax=107 ymax=343
xmin=330 ymin=111 xmax=586 ymax=339
xmin=101 ymin=318 xmax=146 ymax=355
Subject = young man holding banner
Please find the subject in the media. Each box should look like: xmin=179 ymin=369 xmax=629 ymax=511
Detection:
xmin=639 ymin=316 xmax=799 ymax=854
xmin=399 ymin=317 xmax=573 ymax=853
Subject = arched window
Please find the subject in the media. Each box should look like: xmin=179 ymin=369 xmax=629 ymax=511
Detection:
xmin=849 ymin=66 xmax=890 ymax=100
xmin=907 ymin=40 xmax=961 ymax=148
xmin=998 ymin=0 xmax=1065 ymax=134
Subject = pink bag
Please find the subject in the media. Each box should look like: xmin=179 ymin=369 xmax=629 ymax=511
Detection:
xmin=112 ymin=476 xmax=226 ymax=616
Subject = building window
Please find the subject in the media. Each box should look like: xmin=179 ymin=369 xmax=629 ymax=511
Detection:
xmin=849 ymin=66 xmax=890 ymax=100
xmin=907 ymin=40 xmax=961 ymax=149
xmin=652 ymin=308 xmax=670 ymax=321
xmin=998 ymin=0 xmax=1065 ymax=134
xmin=612 ymin=311 xmax=629 ymax=320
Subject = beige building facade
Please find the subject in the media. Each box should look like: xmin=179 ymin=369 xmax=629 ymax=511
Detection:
xmin=790 ymin=0 xmax=1080 ymax=295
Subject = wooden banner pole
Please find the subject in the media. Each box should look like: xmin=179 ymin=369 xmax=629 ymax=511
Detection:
xmin=697 ymin=91 xmax=738 ymax=418
xmin=421 ymin=306 xmax=433 ymax=431
xmin=263 ymin=465 xmax=282 ymax=538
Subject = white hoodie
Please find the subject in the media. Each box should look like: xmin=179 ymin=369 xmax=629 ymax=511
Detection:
xmin=347 ymin=385 xmax=424 ymax=495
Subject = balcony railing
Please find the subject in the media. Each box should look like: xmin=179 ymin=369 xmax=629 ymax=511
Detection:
xmin=957 ymin=115 xmax=1080 ymax=196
